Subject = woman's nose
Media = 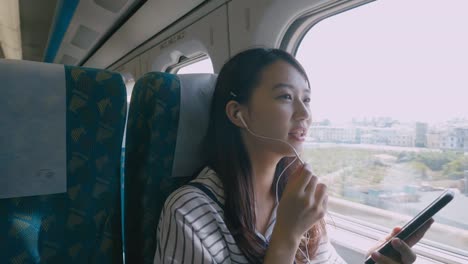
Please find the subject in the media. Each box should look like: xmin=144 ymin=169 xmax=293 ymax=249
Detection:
xmin=294 ymin=100 xmax=310 ymax=121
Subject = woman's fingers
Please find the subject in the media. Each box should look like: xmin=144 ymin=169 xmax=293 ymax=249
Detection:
xmin=370 ymin=252 xmax=399 ymax=264
xmin=322 ymin=192 xmax=328 ymax=211
xmin=391 ymin=238 xmax=417 ymax=264
xmin=289 ymin=164 xmax=306 ymax=183
xmin=304 ymin=175 xmax=318 ymax=194
xmin=405 ymin=218 xmax=434 ymax=247
xmin=291 ymin=164 xmax=311 ymax=190
xmin=391 ymin=227 xmax=401 ymax=236
xmin=277 ymin=163 xmax=329 ymax=239
xmin=314 ymin=183 xmax=327 ymax=206
xmin=384 ymin=227 xmax=401 ymax=241
xmin=369 ymin=219 xmax=434 ymax=264
xmin=294 ymin=163 xmax=320 ymax=194
xmin=371 ymin=239 xmax=417 ymax=264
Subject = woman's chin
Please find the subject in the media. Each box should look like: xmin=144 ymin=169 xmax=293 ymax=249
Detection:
xmin=288 ymin=138 xmax=305 ymax=148
xmin=283 ymin=142 xmax=304 ymax=156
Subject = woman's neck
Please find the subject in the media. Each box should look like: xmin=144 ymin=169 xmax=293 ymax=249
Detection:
xmin=246 ymin=146 xmax=281 ymax=201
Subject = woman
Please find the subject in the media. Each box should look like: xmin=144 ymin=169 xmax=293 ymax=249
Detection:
xmin=155 ymin=48 xmax=433 ymax=264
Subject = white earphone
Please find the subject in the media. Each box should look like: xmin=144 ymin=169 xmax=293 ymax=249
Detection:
xmin=235 ymin=111 xmax=305 ymax=204
xmin=236 ymin=112 xmax=304 ymax=164
xmin=236 ymin=112 xmax=313 ymax=264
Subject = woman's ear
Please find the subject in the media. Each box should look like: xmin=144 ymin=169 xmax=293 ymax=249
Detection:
xmin=226 ymin=100 xmax=246 ymax=128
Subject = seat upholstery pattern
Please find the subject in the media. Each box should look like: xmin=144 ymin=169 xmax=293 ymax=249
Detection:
xmin=0 ymin=65 xmax=126 ymax=264
xmin=124 ymin=72 xmax=191 ymax=264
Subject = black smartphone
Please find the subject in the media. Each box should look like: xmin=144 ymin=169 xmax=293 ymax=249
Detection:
xmin=364 ymin=189 xmax=455 ymax=264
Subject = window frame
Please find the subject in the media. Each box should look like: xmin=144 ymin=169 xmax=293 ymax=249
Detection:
xmin=280 ymin=0 xmax=375 ymax=55
xmin=166 ymin=53 xmax=211 ymax=74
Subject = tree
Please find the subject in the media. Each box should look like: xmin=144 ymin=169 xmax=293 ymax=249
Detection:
xmin=415 ymin=151 xmax=457 ymax=171
xmin=411 ymin=161 xmax=429 ymax=180
xmin=443 ymin=156 xmax=468 ymax=180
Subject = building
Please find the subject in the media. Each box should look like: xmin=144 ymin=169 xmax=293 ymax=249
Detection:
xmin=415 ymin=122 xmax=428 ymax=147
xmin=388 ymin=132 xmax=414 ymax=147
xmin=310 ymin=125 xmax=414 ymax=147
xmin=427 ymin=132 xmax=441 ymax=149
xmin=310 ymin=126 xmax=359 ymax=143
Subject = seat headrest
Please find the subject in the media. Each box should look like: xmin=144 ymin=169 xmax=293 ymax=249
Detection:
xmin=171 ymin=73 xmax=217 ymax=177
xmin=0 ymin=59 xmax=67 ymax=198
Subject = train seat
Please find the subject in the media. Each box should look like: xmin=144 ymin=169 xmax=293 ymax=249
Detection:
xmin=0 ymin=59 xmax=127 ymax=264
xmin=123 ymin=72 xmax=217 ymax=263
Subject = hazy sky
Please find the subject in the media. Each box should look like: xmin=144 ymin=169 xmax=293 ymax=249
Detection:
xmin=296 ymin=0 xmax=468 ymax=124
xmin=178 ymin=59 xmax=214 ymax=74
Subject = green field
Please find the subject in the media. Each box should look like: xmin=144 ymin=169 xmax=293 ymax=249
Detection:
xmin=301 ymin=145 xmax=467 ymax=198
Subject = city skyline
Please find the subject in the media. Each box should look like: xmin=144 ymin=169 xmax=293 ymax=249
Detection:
xmin=313 ymin=116 xmax=468 ymax=127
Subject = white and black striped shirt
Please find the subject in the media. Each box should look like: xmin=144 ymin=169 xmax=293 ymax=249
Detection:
xmin=154 ymin=167 xmax=347 ymax=264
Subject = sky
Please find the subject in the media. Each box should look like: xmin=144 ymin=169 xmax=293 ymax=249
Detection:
xmin=296 ymin=0 xmax=468 ymax=124
xmin=177 ymin=59 xmax=214 ymax=74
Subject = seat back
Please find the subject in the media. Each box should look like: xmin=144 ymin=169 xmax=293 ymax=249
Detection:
xmin=124 ymin=72 xmax=217 ymax=264
xmin=0 ymin=59 xmax=126 ymax=263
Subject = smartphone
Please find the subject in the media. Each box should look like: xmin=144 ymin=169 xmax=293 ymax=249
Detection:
xmin=364 ymin=189 xmax=455 ymax=264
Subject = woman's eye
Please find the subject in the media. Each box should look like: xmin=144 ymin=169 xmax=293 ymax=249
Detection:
xmin=303 ymin=98 xmax=311 ymax=103
xmin=279 ymin=94 xmax=293 ymax=100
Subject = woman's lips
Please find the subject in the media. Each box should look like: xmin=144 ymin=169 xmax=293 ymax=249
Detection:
xmin=288 ymin=132 xmax=306 ymax=142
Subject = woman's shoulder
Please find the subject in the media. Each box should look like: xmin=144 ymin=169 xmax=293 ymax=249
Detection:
xmin=162 ymin=166 xmax=225 ymax=214
xmin=191 ymin=167 xmax=224 ymax=192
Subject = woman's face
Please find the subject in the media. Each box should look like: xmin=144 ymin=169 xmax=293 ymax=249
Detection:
xmin=243 ymin=60 xmax=311 ymax=157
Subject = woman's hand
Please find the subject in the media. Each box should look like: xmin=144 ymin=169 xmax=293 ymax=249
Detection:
xmin=368 ymin=219 xmax=434 ymax=263
xmin=274 ymin=163 xmax=327 ymax=241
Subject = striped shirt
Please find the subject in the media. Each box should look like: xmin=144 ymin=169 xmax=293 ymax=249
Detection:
xmin=154 ymin=167 xmax=347 ymax=264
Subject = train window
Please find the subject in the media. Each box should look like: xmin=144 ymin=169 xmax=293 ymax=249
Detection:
xmin=173 ymin=55 xmax=214 ymax=74
xmin=295 ymin=0 xmax=468 ymax=255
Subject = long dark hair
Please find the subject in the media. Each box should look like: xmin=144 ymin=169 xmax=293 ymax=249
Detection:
xmin=204 ymin=48 xmax=325 ymax=263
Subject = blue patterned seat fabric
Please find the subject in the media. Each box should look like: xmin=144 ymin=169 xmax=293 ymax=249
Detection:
xmin=0 ymin=64 xmax=127 ymax=264
xmin=124 ymin=72 xmax=186 ymax=264
xmin=124 ymin=72 xmax=217 ymax=264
